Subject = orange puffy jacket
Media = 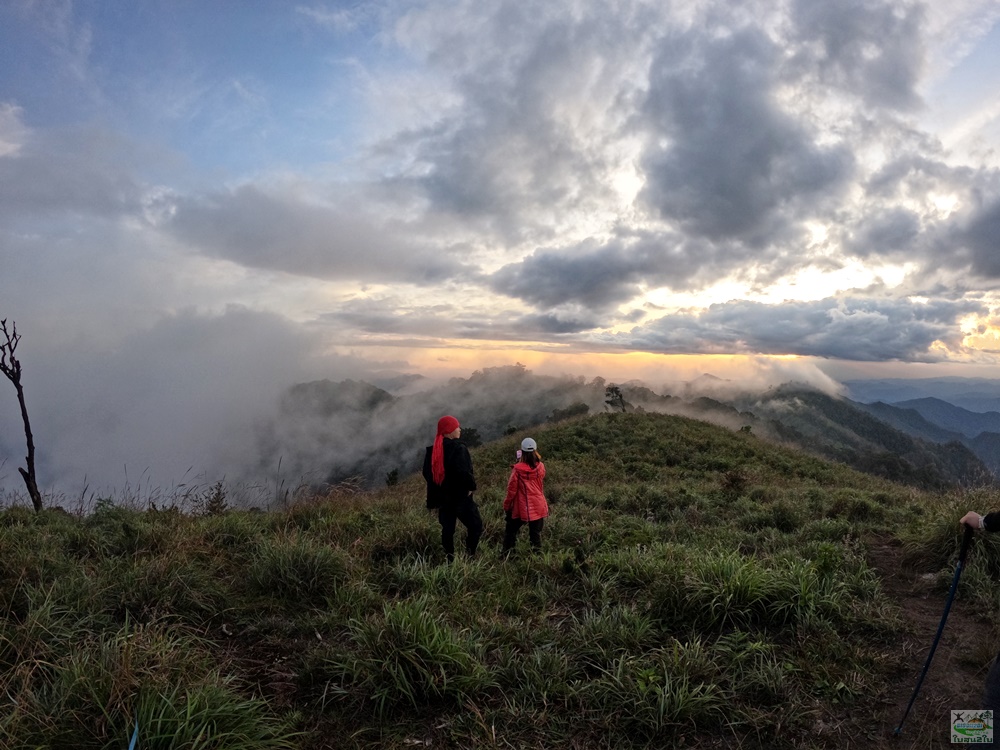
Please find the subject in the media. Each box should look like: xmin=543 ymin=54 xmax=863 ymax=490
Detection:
xmin=504 ymin=462 xmax=548 ymax=521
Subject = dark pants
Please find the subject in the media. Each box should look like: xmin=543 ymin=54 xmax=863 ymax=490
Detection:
xmin=984 ymin=651 xmax=1000 ymax=714
xmin=503 ymin=515 xmax=544 ymax=553
xmin=438 ymin=496 xmax=483 ymax=561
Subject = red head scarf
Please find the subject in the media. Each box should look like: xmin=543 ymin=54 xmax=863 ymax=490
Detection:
xmin=431 ymin=415 xmax=460 ymax=485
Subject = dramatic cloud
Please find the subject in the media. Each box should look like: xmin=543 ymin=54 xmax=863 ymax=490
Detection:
xmin=489 ymin=237 xmax=671 ymax=312
xmin=638 ymin=27 xmax=854 ymax=243
xmin=789 ymin=0 xmax=926 ymax=111
xmin=376 ymin=1 xmax=657 ymax=244
xmin=598 ymin=296 xmax=986 ymax=361
xmin=163 ymin=184 xmax=472 ymax=283
xmin=848 ymin=208 xmax=922 ymax=258
xmin=960 ymin=199 xmax=1000 ymax=278
xmin=3 ymin=0 xmax=1000 ymax=495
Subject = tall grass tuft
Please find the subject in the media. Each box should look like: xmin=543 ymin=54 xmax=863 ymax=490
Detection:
xmin=342 ymin=596 xmax=490 ymax=718
xmin=247 ymin=534 xmax=349 ymax=606
xmin=573 ymin=651 xmax=726 ymax=742
xmin=0 ymin=614 xmax=299 ymax=750
xmin=133 ymin=680 xmax=301 ymax=750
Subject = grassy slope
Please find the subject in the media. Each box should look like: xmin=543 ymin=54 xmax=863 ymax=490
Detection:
xmin=2 ymin=412 xmax=1000 ymax=749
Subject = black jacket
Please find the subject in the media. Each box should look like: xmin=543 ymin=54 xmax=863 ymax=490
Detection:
xmin=985 ymin=512 xmax=1000 ymax=532
xmin=423 ymin=438 xmax=477 ymax=510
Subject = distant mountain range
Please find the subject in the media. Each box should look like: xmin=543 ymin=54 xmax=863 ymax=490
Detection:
xmin=257 ymin=369 xmax=997 ymax=491
xmin=853 ymin=396 xmax=1000 ymax=476
xmin=721 ymin=386 xmax=992 ymax=490
xmin=864 ymin=397 xmax=1000 ymax=438
xmin=844 ymin=377 xmax=1000 ymax=414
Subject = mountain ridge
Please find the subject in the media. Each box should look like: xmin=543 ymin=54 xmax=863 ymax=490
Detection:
xmin=255 ymin=369 xmax=994 ymax=492
xmin=891 ymin=396 xmax=1000 ymax=437
xmin=854 ymin=397 xmax=1000 ymax=476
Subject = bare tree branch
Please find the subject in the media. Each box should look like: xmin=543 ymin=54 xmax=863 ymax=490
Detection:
xmin=1 ymin=319 xmax=43 ymax=511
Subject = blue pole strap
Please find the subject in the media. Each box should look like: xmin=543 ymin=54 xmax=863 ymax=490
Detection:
xmin=128 ymin=716 xmax=139 ymax=750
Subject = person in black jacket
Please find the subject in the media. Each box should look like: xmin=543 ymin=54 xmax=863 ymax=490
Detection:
xmin=961 ymin=509 xmax=1000 ymax=712
xmin=423 ymin=415 xmax=482 ymax=562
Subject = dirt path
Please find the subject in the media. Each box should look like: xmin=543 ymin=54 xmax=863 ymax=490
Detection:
xmin=863 ymin=537 xmax=994 ymax=749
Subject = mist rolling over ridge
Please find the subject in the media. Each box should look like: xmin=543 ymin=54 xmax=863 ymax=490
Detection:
xmin=0 ymin=347 xmax=847 ymax=506
xmin=238 ymin=367 xmax=998 ymax=500
xmin=1 ymin=325 xmax=996 ymax=508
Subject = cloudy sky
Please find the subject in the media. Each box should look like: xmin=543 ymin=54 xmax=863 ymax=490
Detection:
xmin=2 ymin=0 xmax=1000 ymax=495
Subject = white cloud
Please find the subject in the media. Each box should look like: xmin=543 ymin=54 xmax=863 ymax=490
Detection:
xmin=297 ymin=3 xmax=380 ymax=33
xmin=0 ymin=103 xmax=27 ymax=157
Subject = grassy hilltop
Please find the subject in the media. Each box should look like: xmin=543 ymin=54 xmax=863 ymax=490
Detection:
xmin=2 ymin=411 xmax=1000 ymax=749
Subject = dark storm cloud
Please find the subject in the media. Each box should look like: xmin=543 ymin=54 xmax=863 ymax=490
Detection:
xmin=845 ymin=152 xmax=999 ymax=275
xmin=488 ymin=234 xmax=708 ymax=311
xmin=164 ymin=185 xmax=470 ymax=283
xmin=789 ymin=0 xmax=925 ymax=111
xmin=637 ymin=27 xmax=854 ymax=243
xmin=490 ymin=239 xmax=649 ymax=310
xmin=521 ymin=312 xmax=605 ymax=335
xmin=848 ymin=207 xmax=921 ymax=257
xmin=318 ymin=297 xmax=601 ymax=339
xmin=864 ymin=153 xmax=956 ymax=199
xmin=961 ymin=199 xmax=1000 ymax=277
xmin=599 ymin=296 xmax=984 ymax=361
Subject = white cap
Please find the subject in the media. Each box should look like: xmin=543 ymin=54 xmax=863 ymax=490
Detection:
xmin=521 ymin=437 xmax=537 ymax=451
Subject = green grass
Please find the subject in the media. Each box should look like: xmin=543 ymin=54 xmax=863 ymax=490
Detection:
xmin=0 ymin=411 xmax=995 ymax=748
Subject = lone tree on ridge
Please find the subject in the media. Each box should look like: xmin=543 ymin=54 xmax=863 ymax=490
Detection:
xmin=605 ymin=384 xmax=627 ymax=413
xmin=1 ymin=319 xmax=43 ymax=511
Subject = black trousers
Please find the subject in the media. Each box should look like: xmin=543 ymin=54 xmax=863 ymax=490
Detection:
xmin=438 ymin=496 xmax=483 ymax=561
xmin=503 ymin=515 xmax=544 ymax=552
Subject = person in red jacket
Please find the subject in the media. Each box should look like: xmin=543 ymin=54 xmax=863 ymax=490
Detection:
xmin=503 ymin=437 xmax=548 ymax=555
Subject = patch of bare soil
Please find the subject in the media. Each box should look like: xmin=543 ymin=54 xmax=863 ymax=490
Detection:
xmin=857 ymin=537 xmax=994 ymax=749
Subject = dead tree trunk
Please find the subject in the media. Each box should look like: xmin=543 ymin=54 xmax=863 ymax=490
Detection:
xmin=1 ymin=319 xmax=43 ymax=512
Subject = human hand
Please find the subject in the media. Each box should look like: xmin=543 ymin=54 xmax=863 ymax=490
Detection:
xmin=960 ymin=511 xmax=983 ymax=529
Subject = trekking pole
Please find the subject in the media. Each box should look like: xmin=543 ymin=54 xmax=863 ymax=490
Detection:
xmin=893 ymin=523 xmax=976 ymax=736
